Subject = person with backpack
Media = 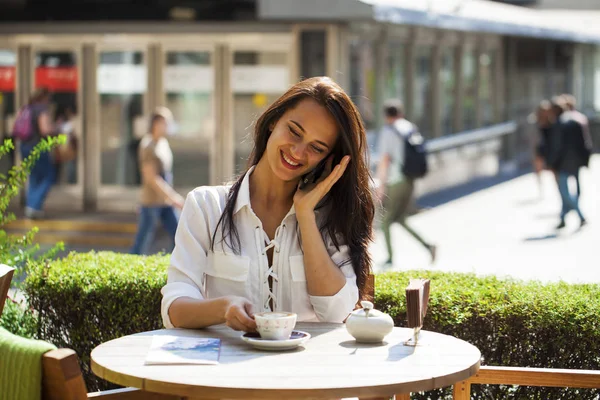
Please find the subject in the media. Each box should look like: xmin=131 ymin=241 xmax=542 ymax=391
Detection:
xmin=12 ymin=87 xmax=55 ymax=219
xmin=375 ymin=99 xmax=436 ymax=266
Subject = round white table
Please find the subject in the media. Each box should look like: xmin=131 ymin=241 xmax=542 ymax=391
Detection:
xmin=91 ymin=322 xmax=480 ymax=399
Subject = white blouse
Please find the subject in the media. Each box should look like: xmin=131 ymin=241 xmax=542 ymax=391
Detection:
xmin=161 ymin=167 xmax=359 ymax=328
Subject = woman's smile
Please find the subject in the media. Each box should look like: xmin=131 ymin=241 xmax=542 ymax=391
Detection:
xmin=280 ymin=150 xmax=303 ymax=170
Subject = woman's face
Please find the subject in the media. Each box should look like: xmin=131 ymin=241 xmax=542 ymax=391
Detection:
xmin=153 ymin=117 xmax=167 ymax=136
xmin=265 ymin=98 xmax=339 ymax=183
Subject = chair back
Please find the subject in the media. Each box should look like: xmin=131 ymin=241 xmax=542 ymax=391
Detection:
xmin=0 ymin=264 xmax=15 ymax=317
xmin=406 ymin=278 xmax=431 ymax=328
xmin=0 ymin=265 xmax=175 ymax=400
xmin=42 ymin=349 xmax=89 ymax=400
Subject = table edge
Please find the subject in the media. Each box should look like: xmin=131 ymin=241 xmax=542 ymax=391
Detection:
xmin=90 ymin=326 xmax=482 ymax=399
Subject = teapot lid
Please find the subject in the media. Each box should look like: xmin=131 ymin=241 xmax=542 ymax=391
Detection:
xmin=351 ymin=300 xmax=385 ymax=318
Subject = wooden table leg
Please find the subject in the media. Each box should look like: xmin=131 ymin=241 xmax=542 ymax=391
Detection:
xmin=452 ymin=381 xmax=471 ymax=400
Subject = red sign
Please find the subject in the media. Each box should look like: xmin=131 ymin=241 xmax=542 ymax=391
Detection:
xmin=0 ymin=66 xmax=15 ymax=92
xmin=35 ymin=66 xmax=78 ymax=92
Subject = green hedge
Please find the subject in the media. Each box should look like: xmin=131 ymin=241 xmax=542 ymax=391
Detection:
xmin=25 ymin=251 xmax=169 ymax=391
xmin=0 ymin=296 xmax=37 ymax=338
xmin=376 ymin=271 xmax=600 ymax=400
xmin=25 ymin=252 xmax=600 ymax=398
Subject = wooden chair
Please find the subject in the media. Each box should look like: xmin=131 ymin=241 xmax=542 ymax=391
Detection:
xmin=42 ymin=348 xmax=182 ymax=400
xmin=452 ymin=366 xmax=600 ymax=399
xmin=0 ymin=264 xmax=15 ymax=317
xmin=0 ymin=263 xmax=180 ymax=400
xmin=358 ymin=274 xmax=600 ymax=399
xmin=404 ymin=278 xmax=430 ymax=346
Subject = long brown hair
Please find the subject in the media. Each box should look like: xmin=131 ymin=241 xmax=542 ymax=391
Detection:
xmin=29 ymin=87 xmax=50 ymax=105
xmin=211 ymin=77 xmax=375 ymax=298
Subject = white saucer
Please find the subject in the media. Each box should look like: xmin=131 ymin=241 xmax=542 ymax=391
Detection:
xmin=241 ymin=330 xmax=311 ymax=351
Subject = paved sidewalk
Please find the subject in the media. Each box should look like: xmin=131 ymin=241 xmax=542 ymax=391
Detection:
xmin=372 ymin=156 xmax=599 ymax=284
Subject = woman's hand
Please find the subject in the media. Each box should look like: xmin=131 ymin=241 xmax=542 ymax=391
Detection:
xmin=223 ymin=296 xmax=257 ymax=332
xmin=294 ymin=155 xmax=350 ymax=218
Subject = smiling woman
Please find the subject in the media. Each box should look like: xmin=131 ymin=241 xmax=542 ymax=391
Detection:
xmin=161 ymin=77 xmax=375 ymax=334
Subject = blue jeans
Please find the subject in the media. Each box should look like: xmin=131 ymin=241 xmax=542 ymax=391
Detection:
xmin=20 ymin=142 xmax=56 ymax=211
xmin=557 ymin=172 xmax=585 ymax=221
xmin=130 ymin=206 xmax=179 ymax=255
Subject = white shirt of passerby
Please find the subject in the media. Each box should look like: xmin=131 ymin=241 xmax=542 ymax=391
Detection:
xmin=377 ymin=118 xmax=416 ymax=185
xmin=160 ymin=166 xmax=359 ymax=328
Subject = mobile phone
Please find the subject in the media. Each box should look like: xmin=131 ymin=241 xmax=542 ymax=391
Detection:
xmin=299 ymin=158 xmax=328 ymax=190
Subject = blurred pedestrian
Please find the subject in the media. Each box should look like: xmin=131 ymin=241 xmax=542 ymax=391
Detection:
xmin=561 ymin=94 xmax=593 ymax=196
xmin=53 ymin=107 xmax=78 ymax=184
xmin=530 ymin=100 xmax=553 ymax=198
xmin=130 ymin=106 xmax=185 ymax=255
xmin=546 ymin=97 xmax=588 ymax=229
xmin=375 ymin=99 xmax=436 ymax=265
xmin=12 ymin=87 xmax=55 ymax=219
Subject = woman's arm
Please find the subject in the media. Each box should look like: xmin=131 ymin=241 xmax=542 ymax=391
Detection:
xmin=375 ymin=153 xmax=390 ymax=200
xmin=141 ymin=161 xmax=185 ymax=209
xmin=168 ymin=296 xmax=256 ymax=332
xmin=296 ymin=212 xmax=347 ymax=296
xmin=161 ymin=191 xmax=256 ymax=331
xmin=293 ymin=155 xmax=355 ymax=298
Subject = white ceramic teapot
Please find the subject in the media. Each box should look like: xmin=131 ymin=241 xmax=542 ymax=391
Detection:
xmin=345 ymin=300 xmax=394 ymax=343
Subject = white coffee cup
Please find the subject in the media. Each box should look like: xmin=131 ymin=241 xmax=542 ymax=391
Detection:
xmin=254 ymin=312 xmax=297 ymax=340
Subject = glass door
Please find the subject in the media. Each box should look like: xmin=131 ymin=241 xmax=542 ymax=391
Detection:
xmin=31 ymin=46 xmax=83 ymax=211
xmin=97 ymin=49 xmax=147 ymax=210
xmin=34 ymin=49 xmax=80 ymax=184
xmin=163 ymin=50 xmax=214 ymax=191
xmin=231 ymin=50 xmax=290 ymax=175
xmin=0 ymin=48 xmax=16 ymax=177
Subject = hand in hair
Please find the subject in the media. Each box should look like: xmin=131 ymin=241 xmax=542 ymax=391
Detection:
xmin=293 ymin=155 xmax=350 ymax=218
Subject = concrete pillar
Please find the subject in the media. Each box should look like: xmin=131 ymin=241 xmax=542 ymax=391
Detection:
xmin=571 ymin=44 xmax=583 ymax=103
xmin=506 ymin=37 xmax=518 ymax=120
xmin=374 ymin=27 xmax=387 ymax=130
xmin=326 ymin=24 xmax=340 ymax=81
xmin=431 ymin=37 xmax=442 ymax=138
xmin=337 ymin=25 xmax=350 ymax=92
xmin=82 ymin=43 xmax=99 ymax=211
xmin=15 ymin=45 xmax=32 ymax=206
xmin=545 ymin=41 xmax=556 ymax=98
xmin=494 ymin=42 xmax=505 ymax=123
xmin=215 ymin=44 xmax=232 ymax=184
xmin=474 ymin=43 xmax=483 ymax=128
xmin=404 ymin=29 xmax=416 ymax=121
xmin=291 ymin=25 xmax=301 ymax=83
xmin=16 ymin=45 xmax=31 ymax=109
xmin=506 ymin=37 xmax=518 ymax=161
xmin=147 ymin=43 xmax=163 ymax=110
xmin=453 ymin=36 xmax=465 ymax=133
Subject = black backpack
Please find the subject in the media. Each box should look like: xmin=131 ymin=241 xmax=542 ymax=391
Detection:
xmin=391 ymin=123 xmax=428 ymax=179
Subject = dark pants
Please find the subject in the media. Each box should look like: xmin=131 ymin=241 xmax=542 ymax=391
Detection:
xmin=557 ymin=172 xmax=585 ymax=222
xmin=382 ymin=179 xmax=431 ymax=260
xmin=575 ymin=168 xmax=581 ymax=196
xmin=20 ymin=141 xmax=56 ymax=211
xmin=130 ymin=206 xmax=179 ymax=255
